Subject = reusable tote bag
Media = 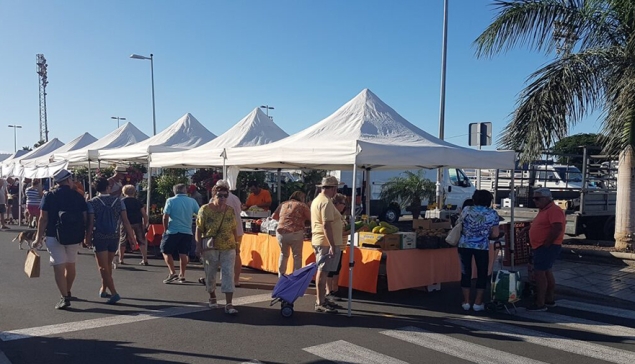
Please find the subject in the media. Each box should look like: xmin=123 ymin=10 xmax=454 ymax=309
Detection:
xmin=445 ymin=216 xmax=462 ymax=246
xmin=24 ymin=249 xmax=41 ymax=278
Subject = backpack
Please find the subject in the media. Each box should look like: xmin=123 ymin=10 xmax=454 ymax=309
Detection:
xmin=54 ymin=192 xmax=86 ymax=245
xmin=94 ymin=197 xmax=119 ymax=235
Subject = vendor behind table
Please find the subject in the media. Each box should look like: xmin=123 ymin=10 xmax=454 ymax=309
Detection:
xmin=242 ymin=180 xmax=272 ymax=211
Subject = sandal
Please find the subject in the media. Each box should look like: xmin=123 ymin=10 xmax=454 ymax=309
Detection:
xmin=208 ymin=297 xmax=218 ymax=308
xmin=139 ymin=261 xmax=149 ymax=266
xmin=225 ymin=304 xmax=238 ymax=315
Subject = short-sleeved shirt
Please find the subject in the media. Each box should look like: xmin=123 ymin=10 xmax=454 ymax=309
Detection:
xmin=276 ymin=200 xmax=311 ymax=234
xmin=0 ymin=180 xmax=8 ymax=204
xmin=164 ymin=194 xmax=200 ymax=235
xmin=529 ymin=202 xmax=566 ymax=249
xmin=87 ymin=195 xmax=126 ymax=240
xmin=26 ymin=187 xmax=43 ymax=206
xmin=333 ymin=208 xmax=344 ymax=248
xmin=311 ymin=193 xmax=336 ymax=247
xmin=458 ymin=206 xmax=500 ymax=250
xmin=196 ymin=205 xmax=237 ymax=250
xmin=246 ymin=189 xmax=272 ymax=211
xmin=41 ymin=185 xmax=88 ymax=238
xmin=122 ymin=197 xmax=143 ymax=225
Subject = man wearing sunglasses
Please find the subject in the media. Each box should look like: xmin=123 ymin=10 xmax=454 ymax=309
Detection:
xmin=528 ymin=188 xmax=565 ymax=312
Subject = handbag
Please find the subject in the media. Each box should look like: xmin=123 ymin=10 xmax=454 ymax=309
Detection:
xmin=24 ymin=249 xmax=41 ymax=278
xmin=203 ymin=207 xmax=228 ymax=250
xmin=445 ymin=215 xmax=463 ymax=247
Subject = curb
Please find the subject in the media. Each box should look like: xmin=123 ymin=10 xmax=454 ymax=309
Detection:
xmin=561 ymin=247 xmax=635 ymax=261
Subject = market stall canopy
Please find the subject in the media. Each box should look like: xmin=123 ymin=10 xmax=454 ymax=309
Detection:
xmin=2 ymin=139 xmax=65 ymax=177
xmin=21 ymin=132 xmax=97 ymax=167
xmin=150 ymin=108 xmax=288 ymax=168
xmin=0 ymin=150 xmax=28 ymax=177
xmin=225 ymin=89 xmax=515 ymax=170
xmin=0 ymin=153 xmax=11 ymax=162
xmin=54 ymin=122 xmax=149 ymax=164
xmin=98 ymin=113 xmax=216 ymax=163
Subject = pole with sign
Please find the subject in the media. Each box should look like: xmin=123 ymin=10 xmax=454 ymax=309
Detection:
xmin=468 ymin=122 xmax=492 ymax=189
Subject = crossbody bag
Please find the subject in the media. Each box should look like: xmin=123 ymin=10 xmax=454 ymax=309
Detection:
xmin=202 ymin=206 xmax=228 ymax=250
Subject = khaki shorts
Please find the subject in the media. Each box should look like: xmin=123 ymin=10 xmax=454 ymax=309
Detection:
xmin=313 ymin=245 xmax=339 ymax=272
xmin=119 ymin=223 xmax=147 ymax=245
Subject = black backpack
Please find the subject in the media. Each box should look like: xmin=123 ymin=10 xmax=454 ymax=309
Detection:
xmin=54 ymin=191 xmax=86 ymax=245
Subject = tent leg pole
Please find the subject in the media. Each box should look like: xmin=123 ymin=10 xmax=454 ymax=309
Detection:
xmin=510 ymin=172 xmax=516 ymax=270
xmin=365 ymin=169 xmax=371 ymax=217
xmin=88 ymin=160 xmax=93 ymax=199
xmin=18 ymin=178 xmax=22 ymax=227
xmin=347 ymin=162 xmax=358 ymax=317
xmin=146 ymin=165 xmax=152 ymax=215
xmin=277 ymin=168 xmax=281 ymax=205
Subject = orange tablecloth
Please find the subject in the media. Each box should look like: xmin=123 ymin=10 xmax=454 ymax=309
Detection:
xmin=239 ymin=233 xmax=382 ymax=293
xmin=146 ymin=224 xmax=165 ymax=247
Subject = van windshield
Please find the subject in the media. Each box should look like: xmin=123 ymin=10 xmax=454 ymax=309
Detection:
xmin=554 ymin=167 xmax=582 ymax=182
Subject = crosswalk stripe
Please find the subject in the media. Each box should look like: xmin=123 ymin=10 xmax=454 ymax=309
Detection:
xmin=0 ymin=293 xmax=272 ymax=342
xmin=303 ymin=340 xmax=408 ymax=364
xmin=381 ymin=326 xmax=548 ymax=364
xmin=555 ymin=299 xmax=635 ymax=320
xmin=515 ymin=309 xmax=635 ymax=339
xmin=449 ymin=317 xmax=635 ymax=364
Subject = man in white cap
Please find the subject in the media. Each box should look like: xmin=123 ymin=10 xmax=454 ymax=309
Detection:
xmin=35 ymin=169 xmax=88 ymax=310
xmin=199 ymin=180 xmax=244 ymax=287
xmin=311 ymin=175 xmax=341 ymax=313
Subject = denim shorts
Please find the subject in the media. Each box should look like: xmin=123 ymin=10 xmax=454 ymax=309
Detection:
xmin=533 ymin=244 xmax=562 ymax=271
xmin=93 ymin=238 xmax=119 ymax=253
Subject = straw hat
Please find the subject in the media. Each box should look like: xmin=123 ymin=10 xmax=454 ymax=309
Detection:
xmin=317 ymin=176 xmax=342 ymax=187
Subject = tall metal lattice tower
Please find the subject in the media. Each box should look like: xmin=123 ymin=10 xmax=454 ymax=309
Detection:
xmin=36 ymin=54 xmax=49 ymax=142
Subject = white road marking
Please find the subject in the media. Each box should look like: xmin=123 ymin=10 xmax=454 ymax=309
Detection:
xmin=303 ymin=340 xmax=408 ymax=364
xmin=449 ymin=316 xmax=635 ymax=364
xmin=0 ymin=293 xmax=272 ymax=342
xmin=555 ymin=299 xmax=635 ymax=320
xmin=515 ymin=309 xmax=635 ymax=339
xmin=381 ymin=326 xmax=547 ymax=364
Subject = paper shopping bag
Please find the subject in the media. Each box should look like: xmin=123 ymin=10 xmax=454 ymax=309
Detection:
xmin=24 ymin=249 xmax=41 ymax=278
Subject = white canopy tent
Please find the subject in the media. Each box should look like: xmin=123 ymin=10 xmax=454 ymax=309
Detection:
xmin=21 ymin=132 xmax=98 ymax=169
xmin=54 ymin=122 xmax=149 ymax=166
xmin=149 ymin=107 xmax=288 ymax=169
xmin=0 ymin=153 xmax=11 ymax=163
xmin=0 ymin=150 xmax=28 ymax=177
xmin=224 ymin=89 xmax=516 ymax=316
xmin=97 ymin=113 xmax=216 ymax=163
xmin=2 ymin=138 xmax=66 ymax=178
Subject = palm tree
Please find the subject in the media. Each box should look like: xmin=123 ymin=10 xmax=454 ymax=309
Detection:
xmin=379 ymin=170 xmax=436 ymax=219
xmin=475 ymin=0 xmax=634 ymax=250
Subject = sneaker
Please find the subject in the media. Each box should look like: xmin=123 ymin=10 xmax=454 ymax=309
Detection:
xmin=472 ymin=303 xmax=485 ymax=312
xmin=545 ymin=301 xmax=557 ymax=308
xmin=178 ymin=276 xmax=186 ymax=283
xmin=66 ymin=292 xmax=74 ymax=301
xmin=325 ymin=298 xmax=343 ymax=309
xmin=315 ymin=302 xmax=338 ymax=314
xmin=163 ymin=273 xmax=179 ymax=284
xmin=99 ymin=290 xmax=112 ymax=298
xmin=526 ymin=304 xmax=547 ymax=312
xmin=139 ymin=260 xmax=149 ymax=266
xmin=106 ymin=293 xmax=121 ymax=305
xmin=55 ymin=296 xmax=70 ymax=310
xmin=327 ymin=292 xmax=344 ymax=302
xmin=461 ymin=303 xmax=471 ymax=311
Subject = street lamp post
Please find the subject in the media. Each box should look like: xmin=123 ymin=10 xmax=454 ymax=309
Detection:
xmin=130 ymin=53 xmax=156 ymax=135
xmin=111 ymin=116 xmax=126 ymax=128
xmin=7 ymin=125 xmax=22 ymax=153
xmin=260 ymin=105 xmax=274 ymax=119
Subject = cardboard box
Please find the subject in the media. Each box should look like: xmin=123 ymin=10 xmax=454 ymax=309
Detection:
xmin=413 ymin=219 xmax=452 ymax=230
xmin=554 ymin=200 xmax=569 ymax=210
xmin=397 ymin=232 xmax=416 ymax=250
xmin=358 ymin=232 xmax=400 ymax=250
xmin=347 ymin=233 xmax=360 ymax=247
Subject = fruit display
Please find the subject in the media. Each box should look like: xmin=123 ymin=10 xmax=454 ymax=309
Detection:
xmin=415 ymin=228 xmax=447 ymax=239
xmin=248 ymin=206 xmax=265 ymax=212
xmin=371 ymin=221 xmax=399 ymax=234
xmin=348 ymin=220 xmax=398 ymax=234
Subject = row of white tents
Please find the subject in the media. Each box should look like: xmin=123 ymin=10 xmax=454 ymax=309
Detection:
xmin=0 ymin=88 xmax=519 ymax=316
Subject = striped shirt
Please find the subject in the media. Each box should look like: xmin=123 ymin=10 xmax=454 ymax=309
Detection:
xmin=25 ymin=187 xmax=42 ymax=206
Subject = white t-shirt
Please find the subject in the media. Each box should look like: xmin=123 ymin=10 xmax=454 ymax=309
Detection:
xmin=226 ymin=192 xmax=244 ymax=236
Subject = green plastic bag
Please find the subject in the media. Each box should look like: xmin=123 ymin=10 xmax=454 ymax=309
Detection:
xmin=493 ymin=270 xmax=523 ymax=303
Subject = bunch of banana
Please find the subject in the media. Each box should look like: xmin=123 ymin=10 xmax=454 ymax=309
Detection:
xmin=372 ymin=221 xmax=399 ymax=234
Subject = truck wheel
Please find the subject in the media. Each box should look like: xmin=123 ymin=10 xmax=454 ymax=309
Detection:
xmin=603 ymin=217 xmax=615 ymax=241
xmin=382 ymin=207 xmax=400 ymax=224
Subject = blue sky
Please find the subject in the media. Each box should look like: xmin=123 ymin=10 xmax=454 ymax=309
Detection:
xmin=0 ymin=0 xmax=598 ymax=154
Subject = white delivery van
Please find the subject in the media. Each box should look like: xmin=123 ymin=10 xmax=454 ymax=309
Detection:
xmin=333 ymin=168 xmax=475 ymax=222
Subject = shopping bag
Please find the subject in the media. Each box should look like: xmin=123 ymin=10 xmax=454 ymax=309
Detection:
xmin=493 ymin=270 xmax=523 ymax=303
xmin=445 ymin=221 xmax=462 ymax=246
xmin=24 ymin=249 xmax=41 ymax=278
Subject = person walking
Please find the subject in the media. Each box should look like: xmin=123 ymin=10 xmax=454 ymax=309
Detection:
xmin=311 ymin=176 xmax=341 ymax=314
xmin=326 ymin=193 xmax=348 ymax=303
xmin=118 ymin=185 xmax=149 ymax=266
xmin=528 ymin=188 xmax=565 ymax=312
xmin=25 ymin=179 xmax=43 ymax=228
xmin=196 ymin=184 xmax=239 ymax=314
xmin=0 ymin=178 xmax=9 ymax=230
xmin=86 ymin=177 xmax=136 ymax=304
xmin=457 ymin=189 xmax=500 ymax=312
xmin=34 ymin=169 xmax=88 ymax=309
xmin=161 ymin=184 xmax=200 ymax=284
xmin=215 ymin=180 xmax=245 ymax=287
xmin=272 ymin=190 xmax=311 ymax=276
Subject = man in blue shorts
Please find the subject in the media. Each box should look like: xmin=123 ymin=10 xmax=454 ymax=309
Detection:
xmin=161 ymin=184 xmax=200 ymax=284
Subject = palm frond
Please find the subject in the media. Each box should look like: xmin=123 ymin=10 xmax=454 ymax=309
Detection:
xmin=498 ymin=47 xmax=620 ymax=161
xmin=599 ymin=65 xmax=635 ymax=154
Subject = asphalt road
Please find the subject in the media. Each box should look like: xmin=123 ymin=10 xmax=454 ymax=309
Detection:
xmin=1 ymin=227 xmax=634 ymax=364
